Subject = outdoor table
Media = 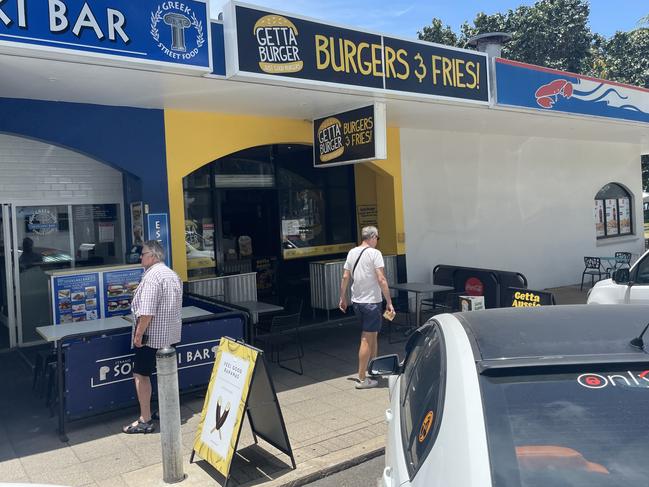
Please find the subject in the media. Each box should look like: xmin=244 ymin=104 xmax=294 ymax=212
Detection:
xmin=36 ymin=305 xmax=224 ymax=442
xmin=232 ymin=300 xmax=284 ymax=340
xmin=388 ymin=283 xmax=454 ymax=327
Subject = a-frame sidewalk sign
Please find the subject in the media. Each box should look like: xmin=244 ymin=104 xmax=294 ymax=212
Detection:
xmin=191 ymin=336 xmax=295 ymax=486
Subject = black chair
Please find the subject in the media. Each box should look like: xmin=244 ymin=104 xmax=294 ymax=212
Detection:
xmin=257 ymin=297 xmax=302 ymax=334
xmin=255 ymin=312 xmax=304 ymax=375
xmin=581 ymin=257 xmax=603 ymax=290
xmin=387 ymin=295 xmax=412 ymax=344
xmin=605 ymin=252 xmax=632 ymax=277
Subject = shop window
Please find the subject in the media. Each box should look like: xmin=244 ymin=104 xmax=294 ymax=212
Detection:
xmin=184 ymin=190 xmax=216 ymax=279
xmin=182 ymin=144 xmax=357 ymax=283
xmin=594 ymin=183 xmax=632 ymax=239
xmin=277 ymin=145 xmax=356 ymax=259
xmin=72 ymin=204 xmax=123 ymax=267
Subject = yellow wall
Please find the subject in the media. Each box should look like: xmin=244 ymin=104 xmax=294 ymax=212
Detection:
xmin=165 ymin=110 xmax=405 ymax=280
xmin=354 ymin=128 xmax=406 ymax=256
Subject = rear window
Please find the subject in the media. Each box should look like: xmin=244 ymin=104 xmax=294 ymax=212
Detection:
xmin=481 ymin=366 xmax=649 ymax=487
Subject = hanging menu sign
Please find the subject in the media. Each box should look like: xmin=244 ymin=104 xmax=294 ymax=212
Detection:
xmin=103 ymin=268 xmax=144 ymax=318
xmin=313 ymin=104 xmax=387 ymax=167
xmin=224 ymin=2 xmax=489 ymax=103
xmin=51 ymin=273 xmax=100 ymax=324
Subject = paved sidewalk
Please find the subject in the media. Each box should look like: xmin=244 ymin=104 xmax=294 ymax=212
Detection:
xmin=0 ymin=321 xmax=405 ymax=487
xmin=0 ymin=285 xmax=586 ymax=487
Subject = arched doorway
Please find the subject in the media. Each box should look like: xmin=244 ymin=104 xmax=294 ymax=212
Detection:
xmin=0 ymin=134 xmax=126 ymax=348
xmin=183 ymin=144 xmax=357 ymax=303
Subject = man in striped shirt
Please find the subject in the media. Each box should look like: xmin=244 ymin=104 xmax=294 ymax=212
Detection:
xmin=123 ymin=240 xmax=183 ymax=434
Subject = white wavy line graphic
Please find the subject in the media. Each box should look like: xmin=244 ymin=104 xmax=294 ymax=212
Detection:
xmin=571 ymin=79 xmax=649 ymax=115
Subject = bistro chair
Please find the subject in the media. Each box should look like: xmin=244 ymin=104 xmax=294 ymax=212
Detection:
xmin=580 ymin=257 xmax=603 ymax=290
xmin=255 ymin=311 xmax=304 ymax=375
xmin=256 ymin=297 xmax=302 ymax=335
xmin=605 ymin=251 xmax=632 ymax=277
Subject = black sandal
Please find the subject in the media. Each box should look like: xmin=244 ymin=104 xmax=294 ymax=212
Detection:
xmin=122 ymin=419 xmax=154 ymax=434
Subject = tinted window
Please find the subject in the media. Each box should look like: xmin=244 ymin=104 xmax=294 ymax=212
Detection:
xmin=482 ymin=366 xmax=649 ymax=487
xmin=632 ymin=256 xmax=649 ymax=284
xmin=400 ymin=324 xmax=445 ymax=478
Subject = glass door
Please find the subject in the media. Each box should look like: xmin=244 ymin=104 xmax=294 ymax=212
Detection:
xmin=14 ymin=205 xmax=72 ymax=344
xmin=0 ymin=204 xmax=16 ymax=349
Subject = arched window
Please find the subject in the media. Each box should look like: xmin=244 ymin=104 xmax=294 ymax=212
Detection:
xmin=594 ymin=183 xmax=632 ymax=239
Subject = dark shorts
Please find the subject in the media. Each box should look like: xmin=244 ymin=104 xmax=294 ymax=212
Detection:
xmin=352 ymin=302 xmax=382 ymax=333
xmin=133 ymin=345 xmax=157 ymax=377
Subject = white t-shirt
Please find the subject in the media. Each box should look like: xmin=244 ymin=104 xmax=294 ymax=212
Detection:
xmin=344 ymin=245 xmax=385 ymax=303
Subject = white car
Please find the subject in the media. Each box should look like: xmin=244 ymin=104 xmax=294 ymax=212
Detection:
xmin=587 ymin=249 xmax=649 ymax=304
xmin=370 ymin=305 xmax=649 ymax=487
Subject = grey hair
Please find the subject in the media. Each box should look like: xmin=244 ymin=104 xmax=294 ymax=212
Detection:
xmin=361 ymin=226 xmax=379 ymax=241
xmin=143 ymin=240 xmax=165 ymax=262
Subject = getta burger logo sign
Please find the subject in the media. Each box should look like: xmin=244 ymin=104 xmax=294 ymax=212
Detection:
xmin=313 ymin=104 xmax=387 ymax=168
xmin=252 ymin=14 xmax=303 ymax=74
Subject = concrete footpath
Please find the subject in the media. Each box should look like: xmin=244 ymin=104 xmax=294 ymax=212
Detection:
xmin=0 ymin=285 xmax=587 ymax=487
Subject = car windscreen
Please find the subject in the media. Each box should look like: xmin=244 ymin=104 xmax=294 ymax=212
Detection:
xmin=481 ymin=365 xmax=649 ymax=487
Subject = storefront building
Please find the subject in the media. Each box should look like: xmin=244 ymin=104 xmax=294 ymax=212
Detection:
xmin=0 ymin=1 xmax=647 ymax=351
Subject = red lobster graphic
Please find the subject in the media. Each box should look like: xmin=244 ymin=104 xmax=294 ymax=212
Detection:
xmin=535 ymin=79 xmax=573 ymax=108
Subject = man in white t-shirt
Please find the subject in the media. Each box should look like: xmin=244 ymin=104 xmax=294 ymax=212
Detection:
xmin=339 ymin=226 xmax=394 ymax=389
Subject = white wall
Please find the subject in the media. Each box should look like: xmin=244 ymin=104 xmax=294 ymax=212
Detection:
xmin=0 ymin=133 xmax=123 ymax=204
xmin=400 ymin=129 xmax=644 ymax=289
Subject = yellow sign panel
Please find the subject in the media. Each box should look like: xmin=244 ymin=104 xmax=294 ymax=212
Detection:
xmin=282 ymin=242 xmax=355 ymax=259
xmin=193 ymin=337 xmax=258 ymax=477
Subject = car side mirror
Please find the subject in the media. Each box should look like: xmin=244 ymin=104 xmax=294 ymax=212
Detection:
xmin=613 ymin=268 xmax=631 ymax=285
xmin=368 ymin=354 xmax=401 ymax=376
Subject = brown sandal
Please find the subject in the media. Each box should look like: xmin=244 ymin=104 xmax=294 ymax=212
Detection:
xmin=122 ymin=419 xmax=154 ymax=434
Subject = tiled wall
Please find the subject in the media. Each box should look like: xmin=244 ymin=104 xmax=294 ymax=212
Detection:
xmin=0 ymin=134 xmax=123 ymax=203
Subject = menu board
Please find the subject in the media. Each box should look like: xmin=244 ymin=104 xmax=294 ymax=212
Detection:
xmin=51 ymin=273 xmax=100 ymax=325
xmin=103 ymin=268 xmax=144 ymax=318
xmin=605 ymin=199 xmax=618 ymax=236
xmin=618 ymin=197 xmax=631 ymax=234
xmin=594 ymin=200 xmax=605 ymax=237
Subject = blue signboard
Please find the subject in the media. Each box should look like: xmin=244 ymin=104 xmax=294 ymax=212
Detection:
xmin=102 ymin=267 xmax=144 ymax=318
xmin=496 ymin=58 xmax=649 ymax=124
xmin=0 ymin=0 xmax=211 ymax=72
xmin=147 ymin=213 xmax=171 ymax=267
xmin=51 ymin=272 xmax=100 ymax=324
xmin=64 ymin=317 xmax=245 ymax=417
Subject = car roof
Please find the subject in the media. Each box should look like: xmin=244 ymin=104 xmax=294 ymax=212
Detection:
xmin=452 ymin=304 xmax=649 ymax=369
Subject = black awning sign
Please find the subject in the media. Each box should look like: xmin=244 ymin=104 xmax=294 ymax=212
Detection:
xmin=314 ymin=104 xmax=386 ymax=167
xmin=224 ymin=3 xmax=489 ymax=104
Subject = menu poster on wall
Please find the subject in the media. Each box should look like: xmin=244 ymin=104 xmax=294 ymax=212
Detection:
xmin=619 ymin=198 xmax=631 ymax=234
xmin=605 ymin=199 xmax=619 ymax=235
xmin=103 ymin=268 xmax=144 ymax=318
xmin=357 ymin=205 xmax=378 ymax=229
xmin=594 ymin=200 xmax=605 ymax=237
xmin=130 ymin=202 xmax=144 ymax=246
xmin=52 ymin=273 xmax=100 ymax=325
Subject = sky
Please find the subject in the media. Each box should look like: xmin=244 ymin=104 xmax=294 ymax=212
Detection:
xmin=209 ymin=0 xmax=647 ymax=40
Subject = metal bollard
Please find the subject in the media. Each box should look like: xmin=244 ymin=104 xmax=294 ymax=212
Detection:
xmin=156 ymin=346 xmax=185 ymax=483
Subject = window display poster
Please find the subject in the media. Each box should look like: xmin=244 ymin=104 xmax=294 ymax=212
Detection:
xmin=203 ymin=222 xmax=215 ymax=250
xmin=52 ymin=273 xmax=100 ymax=325
xmin=605 ymin=199 xmax=618 ymax=235
xmin=618 ymin=197 xmax=631 ymax=234
xmin=103 ymin=268 xmax=144 ymax=318
xmin=130 ymin=202 xmax=144 ymax=246
xmin=194 ymin=338 xmax=258 ymax=477
xmin=98 ymin=223 xmax=115 ymax=243
xmin=594 ymin=200 xmax=605 ymax=237
xmin=357 ymin=204 xmax=378 ymax=229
